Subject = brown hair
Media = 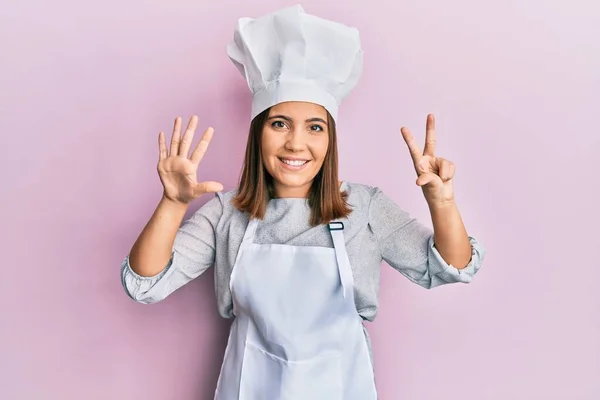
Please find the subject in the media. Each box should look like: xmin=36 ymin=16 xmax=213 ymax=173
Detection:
xmin=232 ymin=106 xmax=351 ymax=226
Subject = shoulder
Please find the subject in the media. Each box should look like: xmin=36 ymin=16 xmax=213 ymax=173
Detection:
xmin=343 ymin=181 xmax=408 ymax=223
xmin=196 ymin=188 xmax=238 ymax=210
xmin=213 ymin=188 xmax=248 ymax=223
xmin=343 ymin=181 xmax=383 ymax=209
xmin=187 ymin=188 xmax=241 ymax=223
xmin=183 ymin=189 xmax=250 ymax=235
xmin=342 ymin=181 xmax=386 ymax=224
xmin=219 ymin=188 xmax=247 ymax=214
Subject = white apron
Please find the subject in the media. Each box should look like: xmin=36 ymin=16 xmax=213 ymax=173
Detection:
xmin=214 ymin=218 xmax=378 ymax=400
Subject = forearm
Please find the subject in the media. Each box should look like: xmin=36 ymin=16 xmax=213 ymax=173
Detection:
xmin=128 ymin=196 xmax=189 ymax=277
xmin=428 ymin=201 xmax=472 ymax=269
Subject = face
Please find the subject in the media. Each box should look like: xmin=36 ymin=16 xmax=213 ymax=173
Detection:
xmin=261 ymin=101 xmax=330 ymax=198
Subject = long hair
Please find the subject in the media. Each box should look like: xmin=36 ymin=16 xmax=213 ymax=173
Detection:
xmin=232 ymin=107 xmax=351 ymax=226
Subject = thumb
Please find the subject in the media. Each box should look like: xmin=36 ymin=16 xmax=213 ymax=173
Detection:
xmin=416 ymin=173 xmax=440 ymax=187
xmin=194 ymin=181 xmax=224 ymax=196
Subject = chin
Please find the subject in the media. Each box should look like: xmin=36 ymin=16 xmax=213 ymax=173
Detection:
xmin=275 ymin=174 xmax=313 ymax=189
xmin=269 ymin=170 xmax=319 ymax=197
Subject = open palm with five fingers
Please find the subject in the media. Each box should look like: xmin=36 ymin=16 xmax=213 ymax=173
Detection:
xmin=158 ymin=115 xmax=223 ymax=205
xmin=401 ymin=114 xmax=456 ymax=207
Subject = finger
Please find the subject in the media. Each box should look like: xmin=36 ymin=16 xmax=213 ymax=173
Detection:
xmin=179 ymin=115 xmax=199 ymax=158
xmin=416 ymin=172 xmax=439 ymax=187
xmin=170 ymin=117 xmax=182 ymax=156
xmin=437 ymin=158 xmax=455 ymax=182
xmin=423 ymin=113 xmax=436 ymax=156
xmin=194 ymin=181 xmax=224 ymax=196
xmin=158 ymin=132 xmax=167 ymax=161
xmin=400 ymin=127 xmax=422 ymax=162
xmin=190 ymin=127 xmax=215 ymax=165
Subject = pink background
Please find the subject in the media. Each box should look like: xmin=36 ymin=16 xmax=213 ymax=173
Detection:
xmin=2 ymin=0 xmax=599 ymax=399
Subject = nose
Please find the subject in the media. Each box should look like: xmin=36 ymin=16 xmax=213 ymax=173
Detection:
xmin=284 ymin=128 xmax=305 ymax=152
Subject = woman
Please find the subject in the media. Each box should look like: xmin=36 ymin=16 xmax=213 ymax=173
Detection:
xmin=121 ymin=5 xmax=486 ymax=399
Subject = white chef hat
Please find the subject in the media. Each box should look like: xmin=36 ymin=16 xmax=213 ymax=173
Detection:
xmin=227 ymin=4 xmax=363 ymax=122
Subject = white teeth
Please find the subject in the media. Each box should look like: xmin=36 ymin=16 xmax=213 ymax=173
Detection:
xmin=281 ymin=159 xmax=307 ymax=166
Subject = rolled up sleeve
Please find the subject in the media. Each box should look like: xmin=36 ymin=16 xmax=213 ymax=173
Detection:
xmin=120 ymin=252 xmax=174 ymax=303
xmin=426 ymin=235 xmax=486 ymax=287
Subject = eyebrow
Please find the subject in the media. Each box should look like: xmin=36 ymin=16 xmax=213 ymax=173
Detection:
xmin=267 ymin=115 xmax=328 ymax=126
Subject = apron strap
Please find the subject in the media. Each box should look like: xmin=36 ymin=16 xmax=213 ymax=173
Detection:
xmin=230 ymin=217 xmax=260 ymax=301
xmin=328 ymin=221 xmax=354 ymax=298
xmin=234 ymin=217 xmax=259 ymax=267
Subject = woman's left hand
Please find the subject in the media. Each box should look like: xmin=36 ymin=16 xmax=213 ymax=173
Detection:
xmin=401 ymin=113 xmax=456 ymax=207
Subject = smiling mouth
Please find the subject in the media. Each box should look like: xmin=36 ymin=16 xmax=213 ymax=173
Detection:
xmin=278 ymin=158 xmax=309 ymax=167
xmin=278 ymin=158 xmax=310 ymax=170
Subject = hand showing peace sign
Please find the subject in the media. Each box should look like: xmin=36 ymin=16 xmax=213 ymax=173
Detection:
xmin=401 ymin=114 xmax=456 ymax=207
xmin=157 ymin=115 xmax=223 ymax=205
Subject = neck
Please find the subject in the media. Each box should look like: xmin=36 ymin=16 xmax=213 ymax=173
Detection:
xmin=272 ymin=182 xmax=311 ymax=199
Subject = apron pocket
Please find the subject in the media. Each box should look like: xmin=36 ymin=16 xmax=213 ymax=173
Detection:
xmin=239 ymin=342 xmax=343 ymax=400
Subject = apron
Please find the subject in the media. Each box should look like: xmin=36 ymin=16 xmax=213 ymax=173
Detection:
xmin=214 ymin=218 xmax=378 ymax=400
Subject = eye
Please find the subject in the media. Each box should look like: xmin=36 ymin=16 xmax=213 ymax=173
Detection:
xmin=271 ymin=120 xmax=286 ymax=129
xmin=309 ymin=125 xmax=324 ymax=132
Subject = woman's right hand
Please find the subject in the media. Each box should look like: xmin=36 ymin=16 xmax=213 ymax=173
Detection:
xmin=157 ymin=115 xmax=223 ymax=205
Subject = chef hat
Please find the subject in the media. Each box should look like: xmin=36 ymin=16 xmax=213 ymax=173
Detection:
xmin=227 ymin=4 xmax=363 ymax=122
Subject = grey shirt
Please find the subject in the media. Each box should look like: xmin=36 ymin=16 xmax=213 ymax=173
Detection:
xmin=121 ymin=182 xmax=486 ymax=321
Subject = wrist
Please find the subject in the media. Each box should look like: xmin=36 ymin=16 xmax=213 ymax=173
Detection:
xmin=160 ymin=194 xmax=189 ymax=213
xmin=427 ymin=198 xmax=457 ymax=213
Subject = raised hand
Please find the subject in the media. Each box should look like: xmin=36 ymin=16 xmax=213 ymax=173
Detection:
xmin=400 ymin=114 xmax=456 ymax=207
xmin=157 ymin=115 xmax=223 ymax=204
